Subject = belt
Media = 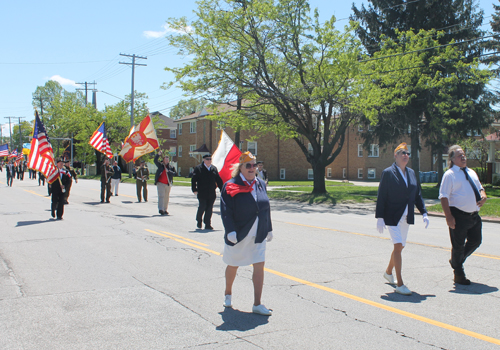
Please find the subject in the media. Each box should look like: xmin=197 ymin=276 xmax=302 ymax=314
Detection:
xmin=450 ymin=207 xmax=478 ymax=216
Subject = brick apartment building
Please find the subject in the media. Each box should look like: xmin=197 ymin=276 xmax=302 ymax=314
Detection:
xmin=151 ymin=111 xmax=178 ymax=163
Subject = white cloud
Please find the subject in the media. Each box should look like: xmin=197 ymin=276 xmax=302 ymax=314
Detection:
xmin=49 ymin=75 xmax=77 ymax=87
xmin=143 ymin=23 xmax=192 ymax=38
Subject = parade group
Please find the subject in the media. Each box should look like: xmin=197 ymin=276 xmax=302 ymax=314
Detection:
xmin=2 ymin=142 xmax=487 ymax=316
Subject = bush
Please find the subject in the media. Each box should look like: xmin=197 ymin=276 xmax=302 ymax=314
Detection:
xmin=470 ymin=167 xmax=486 ymax=183
xmin=493 ymin=174 xmax=500 ymax=186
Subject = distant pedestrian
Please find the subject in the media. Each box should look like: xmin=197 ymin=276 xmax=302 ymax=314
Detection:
xmin=154 ymin=150 xmax=175 ymax=215
xmin=38 ymin=172 xmax=45 ymax=187
xmin=439 ymin=145 xmax=487 ymax=285
xmin=100 ymin=158 xmax=114 ymax=203
xmin=6 ymin=161 xmax=15 ymax=186
xmin=256 ymin=161 xmax=268 ymax=184
xmin=376 ymin=143 xmax=429 ymax=296
xmin=191 ymin=154 xmax=223 ymax=229
xmin=50 ymin=158 xmax=71 ymax=220
xmin=111 ymin=160 xmax=122 ymax=196
xmin=136 ymin=160 xmax=149 ymax=202
xmin=63 ymin=159 xmax=78 ymax=204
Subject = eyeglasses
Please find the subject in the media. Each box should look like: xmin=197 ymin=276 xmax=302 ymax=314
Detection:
xmin=455 ymin=154 xmax=466 ymax=160
xmin=401 ymin=151 xmax=411 ymax=156
xmin=204 ymin=158 xmax=212 ymax=161
xmin=245 ymin=163 xmax=258 ymax=169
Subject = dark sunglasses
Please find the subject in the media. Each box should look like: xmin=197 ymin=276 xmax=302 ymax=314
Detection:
xmin=245 ymin=163 xmax=258 ymax=169
xmin=401 ymin=151 xmax=410 ymax=156
xmin=204 ymin=158 xmax=212 ymax=161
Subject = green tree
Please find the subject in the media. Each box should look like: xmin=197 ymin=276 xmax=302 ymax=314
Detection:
xmin=352 ymin=0 xmax=492 ymax=183
xmin=169 ymin=98 xmax=206 ymax=120
xmin=165 ymin=0 xmax=365 ymax=194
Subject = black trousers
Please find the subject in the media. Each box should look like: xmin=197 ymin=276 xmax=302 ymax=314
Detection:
xmin=51 ymin=190 xmax=65 ymax=219
xmin=449 ymin=207 xmax=482 ymax=275
xmin=101 ymin=181 xmax=111 ymax=202
xmin=196 ymin=195 xmax=216 ymax=225
xmin=7 ymin=175 xmax=13 ymax=186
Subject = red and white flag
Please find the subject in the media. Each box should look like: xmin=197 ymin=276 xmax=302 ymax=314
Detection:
xmin=89 ymin=122 xmax=113 ymax=159
xmin=212 ymin=130 xmax=242 ymax=183
xmin=119 ymin=115 xmax=159 ymax=163
xmin=28 ymin=112 xmax=59 ymax=184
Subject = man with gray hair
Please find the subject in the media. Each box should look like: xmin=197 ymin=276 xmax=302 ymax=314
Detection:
xmin=439 ymin=145 xmax=487 ymax=285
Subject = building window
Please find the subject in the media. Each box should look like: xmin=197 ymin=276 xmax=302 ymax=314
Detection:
xmin=190 ymin=144 xmax=196 ymax=152
xmin=178 ymin=123 xmax=182 ymax=135
xmin=358 ymin=168 xmax=363 ymax=179
xmin=239 ymin=141 xmax=244 ymax=150
xmin=342 ymin=168 xmax=347 ymax=179
xmin=308 ymin=169 xmax=314 ymax=180
xmin=170 ymin=146 xmax=176 ymax=156
xmin=280 ymin=168 xmax=286 ymax=180
xmin=368 ymin=144 xmax=379 ymax=157
xmin=367 ymin=168 xmax=376 ymax=179
xmin=308 ymin=143 xmax=313 ymax=155
xmin=189 ymin=167 xmax=194 ymax=175
xmin=407 ymin=145 xmax=412 ymax=158
xmin=358 ymin=125 xmax=363 ymax=132
xmin=190 ymin=121 xmax=196 ymax=133
xmin=327 ymin=168 xmax=332 ymax=178
xmin=247 ymin=141 xmax=257 ymax=155
xmin=178 ymin=145 xmax=182 ymax=157
xmin=177 ymin=167 xmax=181 ymax=176
xmin=358 ymin=144 xmax=363 ymax=157
xmin=170 ymin=129 xmax=177 ymax=138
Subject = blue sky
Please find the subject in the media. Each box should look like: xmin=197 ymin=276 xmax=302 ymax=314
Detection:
xmin=0 ymin=0 xmax=497 ymax=136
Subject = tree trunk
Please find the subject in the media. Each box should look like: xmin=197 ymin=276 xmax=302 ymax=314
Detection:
xmin=437 ymin=151 xmax=444 ymax=185
xmin=410 ymin=120 xmax=421 ymax=187
xmin=312 ymin=160 xmax=326 ymax=195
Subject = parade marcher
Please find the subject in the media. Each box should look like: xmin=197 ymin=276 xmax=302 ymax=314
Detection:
xmin=6 ymin=161 xmax=15 ymax=187
xmin=100 ymin=158 xmax=114 ymax=203
xmin=220 ymin=151 xmax=273 ymax=316
xmin=154 ymin=150 xmax=175 ymax=215
xmin=63 ymin=159 xmax=78 ymax=204
xmin=50 ymin=158 xmax=71 ymax=220
xmin=136 ymin=160 xmax=150 ymax=202
xmin=256 ymin=161 xmax=268 ymax=185
xmin=38 ymin=171 xmax=45 ymax=187
xmin=191 ymin=154 xmax=223 ymax=230
xmin=111 ymin=160 xmax=122 ymax=196
xmin=439 ymin=145 xmax=487 ymax=285
xmin=376 ymin=142 xmax=429 ymax=296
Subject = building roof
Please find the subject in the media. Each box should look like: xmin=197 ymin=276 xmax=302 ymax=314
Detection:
xmin=151 ymin=111 xmax=176 ymax=129
xmin=174 ymin=101 xmax=243 ymax=123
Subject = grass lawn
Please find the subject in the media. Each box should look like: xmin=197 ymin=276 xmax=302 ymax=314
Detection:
xmin=426 ymin=198 xmax=500 ymax=218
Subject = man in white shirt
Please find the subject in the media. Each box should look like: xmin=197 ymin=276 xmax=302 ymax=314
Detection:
xmin=439 ymin=145 xmax=487 ymax=285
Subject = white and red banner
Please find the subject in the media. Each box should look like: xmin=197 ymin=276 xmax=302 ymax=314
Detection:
xmin=212 ymin=130 xmax=242 ymax=183
xmin=119 ymin=115 xmax=159 ymax=163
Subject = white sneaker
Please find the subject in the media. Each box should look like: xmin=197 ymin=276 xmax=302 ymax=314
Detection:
xmin=223 ymin=295 xmax=232 ymax=308
xmin=252 ymin=304 xmax=272 ymax=316
xmin=383 ymin=272 xmax=396 ymax=285
xmin=395 ymin=284 xmax=412 ymax=295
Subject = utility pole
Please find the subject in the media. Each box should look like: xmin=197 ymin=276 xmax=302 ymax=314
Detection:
xmin=76 ymin=81 xmax=97 ymax=105
xmin=17 ymin=117 xmax=25 ymax=151
xmin=4 ymin=117 xmax=15 ymax=150
xmin=119 ymin=53 xmax=147 ymax=177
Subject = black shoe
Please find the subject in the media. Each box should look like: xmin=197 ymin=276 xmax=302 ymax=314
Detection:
xmin=56 ymin=217 xmax=63 ymax=220
xmin=454 ymin=274 xmax=471 ymax=285
xmin=64 ymin=201 xmax=69 ymax=205
xmin=145 ymin=200 xmax=148 ymax=202
xmin=115 ymin=194 xmax=118 ymax=196
xmin=197 ymin=222 xmax=202 ymax=229
xmin=106 ymin=200 xmax=110 ymax=203
xmin=205 ymin=225 xmax=214 ymax=230
xmin=100 ymin=200 xmax=104 ymax=203
xmin=164 ymin=211 xmax=169 ymax=215
xmin=51 ymin=211 xmax=55 ymax=218
xmin=159 ymin=210 xmax=164 ymax=215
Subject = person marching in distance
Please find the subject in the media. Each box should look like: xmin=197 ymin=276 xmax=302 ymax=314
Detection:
xmin=256 ymin=161 xmax=268 ymax=185
xmin=220 ymin=151 xmax=273 ymax=316
xmin=50 ymin=158 xmax=71 ymax=220
xmin=111 ymin=160 xmax=122 ymax=196
xmin=6 ymin=160 xmax=15 ymax=187
xmin=191 ymin=154 xmax=223 ymax=230
xmin=136 ymin=160 xmax=149 ymax=202
xmin=38 ymin=171 xmax=45 ymax=187
xmin=63 ymin=159 xmax=78 ymax=204
xmin=100 ymin=158 xmax=114 ymax=203
xmin=439 ymin=145 xmax=487 ymax=285
xmin=154 ymin=150 xmax=175 ymax=215
xmin=376 ymin=143 xmax=429 ymax=296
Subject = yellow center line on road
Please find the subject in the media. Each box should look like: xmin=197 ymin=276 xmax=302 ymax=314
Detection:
xmin=145 ymin=229 xmax=221 ymax=255
xmin=285 ymin=222 xmax=500 ymax=260
xmin=23 ymin=189 xmax=49 ymax=198
xmin=160 ymin=231 xmax=209 ymax=246
xmin=144 ymin=227 xmax=500 ymax=346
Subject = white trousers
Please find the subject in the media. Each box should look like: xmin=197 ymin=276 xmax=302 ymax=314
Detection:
xmin=157 ymin=182 xmax=172 ymax=211
xmin=111 ymin=178 xmax=120 ymax=195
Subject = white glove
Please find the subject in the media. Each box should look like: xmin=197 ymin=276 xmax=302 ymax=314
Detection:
xmin=266 ymin=231 xmax=273 ymax=242
xmin=227 ymin=231 xmax=237 ymax=244
xmin=423 ymin=213 xmax=430 ymax=229
xmin=377 ymin=218 xmax=386 ymax=234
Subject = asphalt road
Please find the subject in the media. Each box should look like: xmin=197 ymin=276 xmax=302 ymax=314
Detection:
xmin=1 ymin=178 xmax=499 ymax=349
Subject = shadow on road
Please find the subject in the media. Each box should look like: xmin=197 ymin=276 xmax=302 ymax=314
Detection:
xmin=449 ymin=282 xmax=498 ymax=295
xmin=82 ymin=202 xmax=104 ymax=206
xmin=16 ymin=219 xmax=55 ymax=227
xmin=380 ymin=291 xmax=436 ymax=303
xmin=115 ymin=214 xmax=154 ymax=219
xmin=216 ymin=307 xmax=269 ymax=331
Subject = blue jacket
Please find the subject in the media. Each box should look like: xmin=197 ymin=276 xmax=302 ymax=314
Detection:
xmin=220 ymin=176 xmax=272 ymax=246
xmin=376 ymin=163 xmax=426 ymax=225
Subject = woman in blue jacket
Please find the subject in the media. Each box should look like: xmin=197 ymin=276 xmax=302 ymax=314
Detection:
xmin=376 ymin=143 xmax=429 ymax=296
xmin=220 ymin=151 xmax=273 ymax=316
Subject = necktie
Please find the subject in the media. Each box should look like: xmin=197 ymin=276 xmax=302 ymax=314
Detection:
xmin=461 ymin=167 xmax=481 ymax=202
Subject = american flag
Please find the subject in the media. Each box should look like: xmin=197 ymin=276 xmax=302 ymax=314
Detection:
xmin=8 ymin=148 xmax=18 ymax=159
xmin=89 ymin=122 xmax=113 ymax=159
xmin=28 ymin=112 xmax=59 ymax=184
xmin=0 ymin=144 xmax=9 ymax=157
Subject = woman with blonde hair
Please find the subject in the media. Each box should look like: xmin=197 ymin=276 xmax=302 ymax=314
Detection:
xmin=220 ymin=151 xmax=273 ymax=315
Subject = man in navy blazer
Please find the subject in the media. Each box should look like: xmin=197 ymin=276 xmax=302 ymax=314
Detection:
xmin=376 ymin=143 xmax=429 ymax=296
